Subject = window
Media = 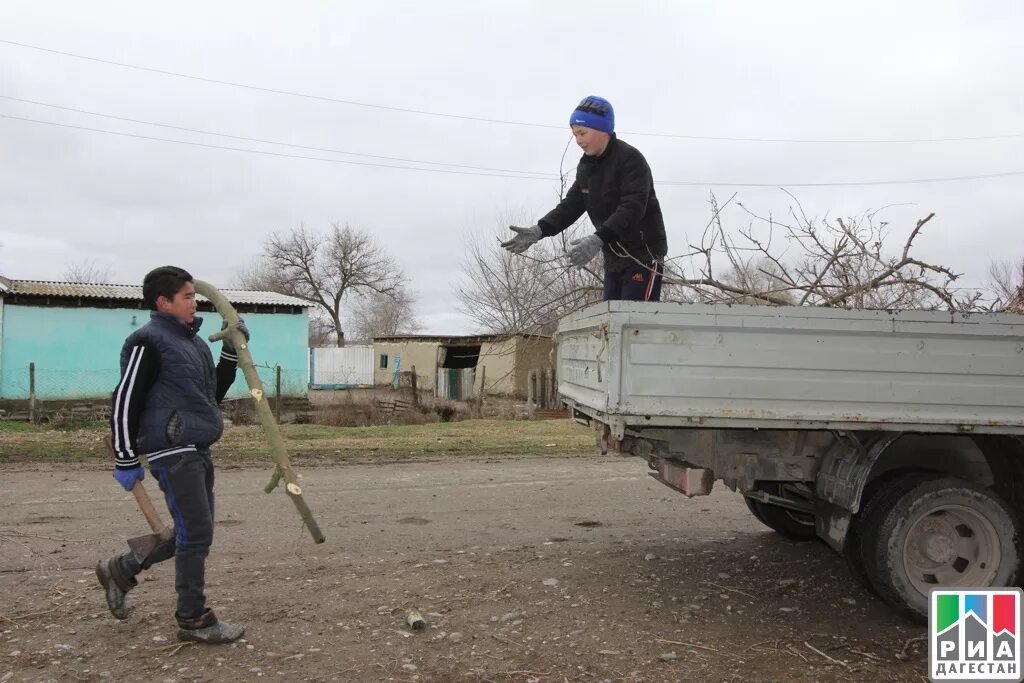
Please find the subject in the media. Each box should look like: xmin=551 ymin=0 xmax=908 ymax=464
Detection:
xmin=379 ymin=353 xmax=389 ymax=369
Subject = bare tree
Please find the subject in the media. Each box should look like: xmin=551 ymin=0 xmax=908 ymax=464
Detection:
xmin=988 ymin=258 xmax=1024 ymax=313
xmin=453 ymin=144 xmax=608 ymax=335
xmin=242 ymin=223 xmax=408 ymax=346
xmin=234 ymin=257 xmax=338 ymax=346
xmin=455 ymin=211 xmax=603 ymax=334
xmin=307 ymin=316 xmax=336 ymax=347
xmin=234 ymin=257 xmax=291 ymax=292
xmin=62 ymin=259 xmax=112 ymax=284
xmin=347 ymin=285 xmax=422 ymax=343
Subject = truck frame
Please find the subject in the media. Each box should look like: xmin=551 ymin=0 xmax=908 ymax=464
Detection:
xmin=556 ymin=301 xmax=1024 ymax=619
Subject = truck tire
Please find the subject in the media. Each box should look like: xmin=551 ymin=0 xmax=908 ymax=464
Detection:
xmin=843 ymin=473 xmax=928 ymax=596
xmin=744 ymin=496 xmax=769 ymax=525
xmin=744 ymin=483 xmax=817 ymax=542
xmin=862 ymin=477 xmax=1022 ymax=621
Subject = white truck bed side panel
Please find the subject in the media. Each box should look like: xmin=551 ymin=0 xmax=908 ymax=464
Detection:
xmin=557 ymin=302 xmax=1024 ymax=434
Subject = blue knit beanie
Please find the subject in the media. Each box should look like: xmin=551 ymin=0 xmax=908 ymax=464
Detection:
xmin=569 ymin=96 xmax=614 ymax=134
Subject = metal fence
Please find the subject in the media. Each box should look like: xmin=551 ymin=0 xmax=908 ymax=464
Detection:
xmin=1 ymin=362 xmax=308 ymax=402
xmin=309 ymin=346 xmax=374 ymax=388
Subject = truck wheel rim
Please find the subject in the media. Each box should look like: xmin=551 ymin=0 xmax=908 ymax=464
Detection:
xmin=902 ymin=504 xmax=1000 ymax=595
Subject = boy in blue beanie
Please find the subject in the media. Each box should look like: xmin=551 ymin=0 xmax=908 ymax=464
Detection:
xmin=95 ymin=266 xmax=249 ymax=644
xmin=502 ymin=95 xmax=668 ymax=301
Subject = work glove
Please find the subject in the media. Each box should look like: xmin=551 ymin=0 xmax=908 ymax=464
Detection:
xmin=566 ymin=233 xmax=604 ymax=267
xmin=113 ymin=466 xmax=144 ymax=492
xmin=221 ymin=317 xmax=250 ymax=355
xmin=500 ymin=225 xmax=543 ymax=254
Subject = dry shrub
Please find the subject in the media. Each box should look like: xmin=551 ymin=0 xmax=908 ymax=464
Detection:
xmin=315 ymin=404 xmax=379 ymax=427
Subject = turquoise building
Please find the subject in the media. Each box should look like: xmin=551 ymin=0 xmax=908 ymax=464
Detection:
xmin=0 ymin=277 xmax=310 ymax=401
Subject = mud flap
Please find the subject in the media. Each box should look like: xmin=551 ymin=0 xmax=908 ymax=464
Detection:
xmin=815 ymin=500 xmax=851 ymax=552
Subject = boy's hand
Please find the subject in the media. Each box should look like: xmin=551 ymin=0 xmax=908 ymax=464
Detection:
xmin=113 ymin=466 xmax=144 ymax=492
xmin=221 ymin=318 xmax=250 ymax=354
xmin=501 ymin=225 xmax=542 ymax=254
xmin=566 ymin=233 xmax=604 ymax=267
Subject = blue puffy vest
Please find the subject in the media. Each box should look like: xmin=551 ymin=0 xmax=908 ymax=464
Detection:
xmin=120 ymin=312 xmax=223 ymax=458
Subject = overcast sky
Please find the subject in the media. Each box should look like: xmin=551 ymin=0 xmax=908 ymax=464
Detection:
xmin=1 ymin=1 xmax=1021 ymax=333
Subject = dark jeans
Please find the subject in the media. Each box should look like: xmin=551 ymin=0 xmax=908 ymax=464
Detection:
xmin=603 ymin=260 xmax=664 ymax=302
xmin=119 ymin=452 xmax=215 ymax=620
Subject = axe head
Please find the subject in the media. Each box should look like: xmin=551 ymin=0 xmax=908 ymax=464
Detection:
xmin=127 ymin=527 xmax=174 ymax=564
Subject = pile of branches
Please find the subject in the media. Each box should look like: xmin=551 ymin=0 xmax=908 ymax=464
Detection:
xmin=457 ymin=192 xmax=1019 ymax=335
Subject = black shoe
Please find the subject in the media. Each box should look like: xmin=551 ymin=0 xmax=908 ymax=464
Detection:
xmin=95 ymin=558 xmax=133 ymax=620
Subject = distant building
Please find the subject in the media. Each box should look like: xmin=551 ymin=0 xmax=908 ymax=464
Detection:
xmin=372 ymin=334 xmax=553 ymax=399
xmin=0 ymin=276 xmax=311 ymax=401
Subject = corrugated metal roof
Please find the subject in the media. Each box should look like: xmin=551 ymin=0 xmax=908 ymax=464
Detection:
xmin=2 ymin=279 xmax=310 ymax=307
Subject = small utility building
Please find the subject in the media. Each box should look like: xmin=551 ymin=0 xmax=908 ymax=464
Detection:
xmin=373 ymin=334 xmax=553 ymax=399
xmin=0 ymin=277 xmax=311 ymax=401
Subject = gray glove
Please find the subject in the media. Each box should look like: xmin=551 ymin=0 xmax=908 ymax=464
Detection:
xmin=221 ymin=317 xmax=250 ymax=355
xmin=500 ymin=225 xmax=543 ymax=254
xmin=566 ymin=234 xmax=604 ymax=267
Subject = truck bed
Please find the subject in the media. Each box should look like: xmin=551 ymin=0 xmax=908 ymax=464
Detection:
xmin=556 ymin=302 xmax=1024 ymax=436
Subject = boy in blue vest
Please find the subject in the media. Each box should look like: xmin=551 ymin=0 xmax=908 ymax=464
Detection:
xmin=95 ymin=266 xmax=249 ymax=644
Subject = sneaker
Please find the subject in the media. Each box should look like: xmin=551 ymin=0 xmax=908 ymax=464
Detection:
xmin=176 ymin=609 xmax=245 ymax=644
xmin=95 ymin=558 xmax=134 ymax=620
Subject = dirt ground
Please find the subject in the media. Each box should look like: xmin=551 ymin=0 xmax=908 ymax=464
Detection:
xmin=0 ymin=454 xmax=930 ymax=682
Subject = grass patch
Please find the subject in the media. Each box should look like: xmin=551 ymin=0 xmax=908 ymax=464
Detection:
xmin=0 ymin=421 xmax=37 ymax=433
xmin=0 ymin=419 xmax=595 ymax=464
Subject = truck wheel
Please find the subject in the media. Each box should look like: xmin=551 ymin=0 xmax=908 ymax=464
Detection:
xmin=744 ymin=496 xmax=768 ymax=525
xmin=843 ymin=473 xmax=927 ymax=596
xmin=842 ymin=522 xmax=873 ymax=593
xmin=744 ymin=484 xmax=817 ymax=542
xmin=862 ymin=477 xmax=1022 ymax=621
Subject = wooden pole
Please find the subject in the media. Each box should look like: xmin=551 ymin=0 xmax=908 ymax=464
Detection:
xmin=274 ymin=365 xmax=282 ymax=424
xmin=194 ymin=280 xmax=324 ymax=544
xmin=28 ymin=362 xmax=37 ymax=424
xmin=541 ymin=369 xmax=550 ymax=409
xmin=477 ymin=365 xmax=486 ymax=417
xmin=410 ymin=365 xmax=419 ymax=408
xmin=527 ymin=369 xmax=536 ymax=419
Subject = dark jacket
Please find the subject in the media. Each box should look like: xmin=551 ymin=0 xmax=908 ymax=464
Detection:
xmin=110 ymin=312 xmax=237 ymax=469
xmin=537 ymin=135 xmax=667 ymax=272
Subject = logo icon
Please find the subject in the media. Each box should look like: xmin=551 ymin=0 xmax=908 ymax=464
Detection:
xmin=930 ymin=588 xmax=1022 ymax=681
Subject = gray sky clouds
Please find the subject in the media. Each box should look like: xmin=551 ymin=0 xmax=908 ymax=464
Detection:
xmin=1 ymin=1 xmax=1021 ymax=332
